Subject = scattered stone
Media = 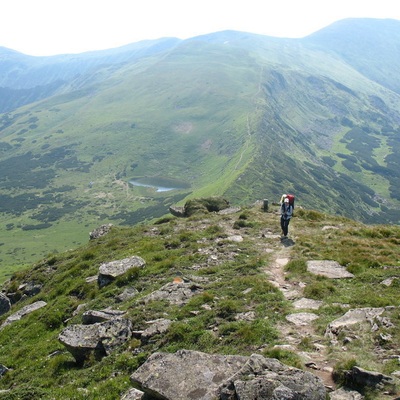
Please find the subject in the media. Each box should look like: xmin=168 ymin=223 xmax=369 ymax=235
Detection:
xmin=18 ymin=282 xmax=42 ymax=297
xmin=0 ymin=365 xmax=8 ymax=377
xmin=116 ymin=287 xmax=139 ymax=303
xmin=293 ymin=298 xmax=323 ymax=310
xmin=85 ymin=275 xmax=98 ymax=283
xmin=89 ymin=224 xmax=113 ymax=240
xmin=141 ymin=318 xmax=172 ymax=344
xmin=1 ymin=301 xmax=47 ymax=330
xmin=322 ymin=225 xmax=339 ymax=231
xmin=82 ymin=309 xmax=125 ymax=324
xmin=0 ymin=293 xmax=11 ymax=316
xmin=325 ymin=307 xmax=389 ymax=338
xmin=381 ymin=277 xmax=397 ymax=286
xmin=227 ymin=235 xmax=243 ymax=242
xmin=140 ymin=280 xmax=203 ymax=306
xmin=307 ymin=260 xmax=354 ymax=279
xmin=218 ymin=206 xmax=241 ymax=215
xmin=342 ymin=366 xmax=397 ymax=393
xmin=329 ymin=387 xmax=363 ymax=399
xmin=121 ymin=387 xmax=145 ymax=400
xmin=235 ymin=311 xmax=256 ymax=321
xmin=286 ymin=312 xmax=319 ymax=326
xmin=98 ymin=256 xmax=146 ymax=287
xmin=169 ymin=205 xmax=185 ymax=217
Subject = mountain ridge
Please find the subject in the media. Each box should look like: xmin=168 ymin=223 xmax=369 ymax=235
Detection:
xmin=0 ymin=17 xmax=399 ymax=273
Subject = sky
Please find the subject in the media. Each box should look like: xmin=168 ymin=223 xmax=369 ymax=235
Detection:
xmin=1 ymin=0 xmax=400 ymax=56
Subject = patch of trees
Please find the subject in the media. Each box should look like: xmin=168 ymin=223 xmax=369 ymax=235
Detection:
xmin=342 ymin=159 xmax=362 ymax=172
xmin=22 ymin=223 xmax=52 ymax=231
xmin=32 ymin=200 xmax=90 ymax=223
xmin=0 ymin=193 xmax=54 ymax=215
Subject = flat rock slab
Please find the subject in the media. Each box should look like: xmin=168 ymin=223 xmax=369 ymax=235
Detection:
xmin=307 ymin=260 xmax=354 ymax=279
xmin=286 ymin=312 xmax=319 ymax=326
xmin=293 ymin=298 xmax=323 ymax=310
xmin=1 ymin=301 xmax=47 ymax=329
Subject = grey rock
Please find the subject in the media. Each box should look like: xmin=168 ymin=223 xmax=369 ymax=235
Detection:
xmin=0 ymin=293 xmax=11 ymax=316
xmin=219 ymin=353 xmax=326 ymax=400
xmin=343 ymin=366 xmax=397 ymax=393
xmin=325 ymin=307 xmax=387 ymax=338
xmin=140 ymin=280 xmax=203 ymax=306
xmin=59 ymin=318 xmax=132 ymax=365
xmin=141 ymin=318 xmax=172 ymax=344
xmin=292 ymin=298 xmax=323 ymax=310
xmin=130 ymin=350 xmax=326 ymax=400
xmin=89 ymin=224 xmax=113 ymax=240
xmin=329 ymin=387 xmax=363 ymax=399
xmin=98 ymin=256 xmax=145 ymax=287
xmin=307 ymin=260 xmax=354 ymax=279
xmin=286 ymin=312 xmax=319 ymax=326
xmin=1 ymin=301 xmax=47 ymax=330
xmin=0 ymin=364 xmax=9 ymax=377
xmin=82 ymin=308 xmax=125 ymax=324
xmin=130 ymin=349 xmax=248 ymax=399
xmin=116 ymin=287 xmax=139 ymax=303
xmin=121 ymin=387 xmax=144 ymax=400
xmin=18 ymin=282 xmax=42 ymax=297
xmin=169 ymin=205 xmax=185 ymax=217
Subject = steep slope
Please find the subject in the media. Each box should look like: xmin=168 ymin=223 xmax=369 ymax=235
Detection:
xmin=303 ymin=18 xmax=400 ymax=94
xmin=0 ymin=202 xmax=398 ymax=398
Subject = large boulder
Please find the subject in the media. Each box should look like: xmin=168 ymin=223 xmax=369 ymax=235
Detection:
xmin=59 ymin=318 xmax=132 ymax=365
xmin=130 ymin=350 xmax=326 ymax=400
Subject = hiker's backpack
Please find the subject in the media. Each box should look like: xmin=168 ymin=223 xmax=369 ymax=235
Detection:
xmin=286 ymin=194 xmax=295 ymax=209
xmin=281 ymin=194 xmax=295 ymax=209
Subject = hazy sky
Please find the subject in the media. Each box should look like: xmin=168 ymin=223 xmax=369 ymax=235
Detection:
xmin=2 ymin=0 xmax=400 ymax=56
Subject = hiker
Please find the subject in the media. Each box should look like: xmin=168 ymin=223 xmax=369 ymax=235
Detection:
xmin=280 ymin=197 xmax=293 ymax=238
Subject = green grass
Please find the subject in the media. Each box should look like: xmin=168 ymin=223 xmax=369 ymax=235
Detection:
xmin=0 ymin=202 xmax=399 ymax=398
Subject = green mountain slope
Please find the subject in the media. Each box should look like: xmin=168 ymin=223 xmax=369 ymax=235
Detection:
xmin=0 ymin=19 xmax=399 ymax=274
xmin=0 ymin=202 xmax=398 ymax=398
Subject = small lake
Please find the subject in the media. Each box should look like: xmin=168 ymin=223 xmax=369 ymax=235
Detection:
xmin=129 ymin=177 xmax=190 ymax=192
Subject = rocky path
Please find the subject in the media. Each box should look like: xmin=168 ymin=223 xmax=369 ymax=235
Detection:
xmin=262 ymin=216 xmax=337 ymax=391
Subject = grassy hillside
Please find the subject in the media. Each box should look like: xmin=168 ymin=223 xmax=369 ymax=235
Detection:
xmin=0 ymin=200 xmax=398 ymax=399
xmin=0 ymin=24 xmax=400 ymax=278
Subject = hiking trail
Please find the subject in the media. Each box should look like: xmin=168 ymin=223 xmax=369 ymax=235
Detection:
xmin=263 ymin=213 xmax=336 ymax=390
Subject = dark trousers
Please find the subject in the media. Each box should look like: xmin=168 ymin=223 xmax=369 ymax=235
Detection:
xmin=280 ymin=217 xmax=290 ymax=236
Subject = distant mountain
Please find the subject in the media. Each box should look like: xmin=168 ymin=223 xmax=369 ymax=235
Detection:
xmin=0 ymin=38 xmax=180 ymax=112
xmin=0 ymin=18 xmax=399 ymax=270
xmin=303 ymin=18 xmax=400 ymax=93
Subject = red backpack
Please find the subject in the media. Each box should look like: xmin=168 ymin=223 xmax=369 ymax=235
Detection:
xmin=285 ymin=194 xmax=295 ymax=209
